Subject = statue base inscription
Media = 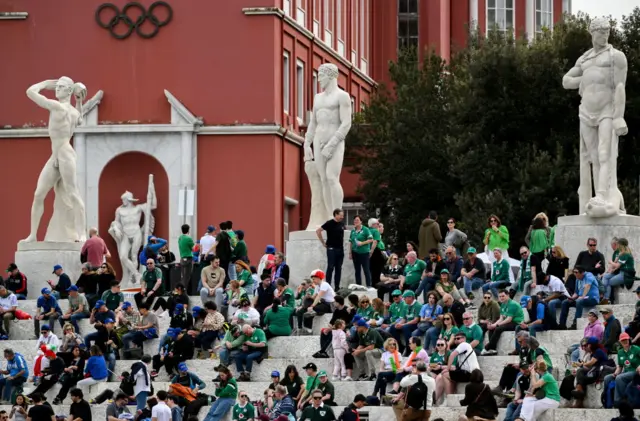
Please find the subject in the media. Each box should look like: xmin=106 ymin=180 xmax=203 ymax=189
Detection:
xmin=555 ymin=215 xmax=640 ymax=266
xmin=15 ymin=241 xmax=83 ymax=299
xmin=285 ymin=230 xmax=355 ymax=289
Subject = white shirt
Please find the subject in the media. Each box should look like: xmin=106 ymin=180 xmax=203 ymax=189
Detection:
xmin=200 ymin=234 xmax=216 ymax=256
xmin=399 ymin=373 xmax=436 ymax=409
xmin=36 ymin=333 xmax=60 ymax=351
xmin=318 ymin=281 xmax=335 ymax=303
xmin=540 ymin=275 xmax=570 ymax=298
xmin=133 ymin=362 xmax=152 ymax=395
xmin=151 ymin=401 xmax=172 ymax=421
xmin=0 ymin=294 xmax=17 ymax=310
xmin=454 ymin=342 xmax=479 ymax=372
xmin=380 ymin=351 xmax=403 ymax=371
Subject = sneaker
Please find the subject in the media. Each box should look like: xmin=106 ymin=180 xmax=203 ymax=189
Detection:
xmin=490 ymin=386 xmax=504 ymax=395
xmin=387 ymin=389 xmax=399 ymax=396
xmin=343 ymin=376 xmax=353 ymax=381
xmin=468 ymin=303 xmax=477 ymax=309
xmin=599 ymin=299 xmax=610 ymax=305
xmin=369 ymin=373 xmax=377 ymax=381
xmin=304 ymin=310 xmax=317 ymax=317
xmin=481 ymin=349 xmax=497 ymax=356
xmin=150 ymin=371 xmax=159 ymax=378
xmin=304 ymin=328 xmax=313 ymax=335
xmin=357 ymin=373 xmax=368 ymax=381
xmin=332 ymin=376 xmax=340 ymax=381
xmin=313 ymin=351 xmax=330 ymax=358
xmin=53 ymin=398 xmax=63 ymax=405
xmin=468 ymin=292 xmax=475 ymax=300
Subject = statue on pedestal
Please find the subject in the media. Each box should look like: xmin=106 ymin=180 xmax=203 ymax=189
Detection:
xmin=563 ymin=18 xmax=628 ymax=217
xmin=22 ymin=77 xmax=88 ymax=242
xmin=303 ymin=63 xmax=353 ymax=230
xmin=109 ymin=175 xmax=157 ymax=284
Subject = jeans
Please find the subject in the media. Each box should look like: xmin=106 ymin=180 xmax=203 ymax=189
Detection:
xmin=52 ymin=291 xmax=61 ymax=300
xmin=464 ymin=276 xmax=485 ymax=294
xmin=547 ymin=296 xmax=567 ymax=328
xmin=34 ymin=313 xmax=60 ymax=338
xmin=219 ymin=348 xmax=239 ymax=366
xmin=106 ymin=351 xmax=117 ymax=380
xmin=60 ymin=312 xmax=90 ymax=334
xmin=603 ymin=272 xmax=625 ymax=300
xmin=567 ymin=344 xmax=580 ymax=362
xmin=0 ymin=376 xmax=25 ymax=403
xmin=84 ymin=332 xmax=99 ymax=348
xmin=228 ymin=262 xmax=237 ymax=281
xmin=504 ymin=401 xmax=523 ymax=421
xmin=483 ymin=281 xmax=506 ymax=298
xmin=14 ymin=294 xmax=26 ymax=301
xmin=136 ymin=391 xmax=149 ymax=411
xmin=352 ymin=252 xmax=372 ymax=287
xmin=415 ymin=277 xmax=437 ymax=302
xmin=514 ymin=324 xmax=546 ymax=350
xmin=122 ymin=331 xmax=150 ymax=349
xmin=196 ymin=330 xmax=218 ymax=350
xmin=203 ymin=397 xmax=235 ymax=421
xmin=235 ymin=350 xmax=263 ymax=373
xmin=559 ymin=297 xmax=598 ymax=327
xmin=373 ymin=371 xmax=396 ymax=398
xmin=200 ymin=287 xmax=224 ymax=311
xmin=425 ymin=327 xmax=441 ymax=351
xmin=604 ymin=371 xmax=636 ymax=404
xmin=326 ymin=248 xmax=344 ymax=290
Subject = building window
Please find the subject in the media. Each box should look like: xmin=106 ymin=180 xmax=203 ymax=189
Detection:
xmin=351 ymin=96 xmax=356 ymax=114
xmin=296 ymin=0 xmax=306 ymax=26
xmin=535 ymin=0 xmax=553 ymax=33
xmin=487 ymin=0 xmax=514 ymax=31
xmin=324 ymin=0 xmax=332 ymax=46
xmin=283 ymin=52 xmax=290 ymax=113
xmin=337 ymin=0 xmax=345 ymax=57
xmin=343 ymin=202 xmax=366 ymax=228
xmin=398 ymin=0 xmax=419 ymax=50
xmin=360 ymin=0 xmax=367 ymax=63
xmin=284 ymin=0 xmax=291 ymax=16
xmin=312 ymin=70 xmax=318 ymax=96
xmin=296 ymin=60 xmax=305 ymax=121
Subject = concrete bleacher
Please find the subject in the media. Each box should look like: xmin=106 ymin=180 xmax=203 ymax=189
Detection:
xmin=1 ymin=282 xmax=638 ymax=420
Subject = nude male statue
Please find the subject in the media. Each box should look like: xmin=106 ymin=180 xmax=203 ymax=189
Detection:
xmin=23 ymin=77 xmax=88 ymax=242
xmin=303 ymin=63 xmax=353 ymax=228
xmin=563 ymin=18 xmax=628 ymax=217
xmin=109 ymin=177 xmax=157 ymax=284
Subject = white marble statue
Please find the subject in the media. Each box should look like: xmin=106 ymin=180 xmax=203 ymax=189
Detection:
xmin=108 ymin=175 xmax=157 ymax=284
xmin=563 ymin=18 xmax=628 ymax=218
xmin=303 ymin=63 xmax=352 ymax=229
xmin=23 ymin=77 xmax=88 ymax=242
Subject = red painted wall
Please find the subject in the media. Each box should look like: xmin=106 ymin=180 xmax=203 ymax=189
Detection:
xmin=451 ymin=0 xmax=470 ymax=51
xmin=516 ymin=0 xmax=526 ymax=37
xmin=98 ymin=152 xmax=169 ymax=278
xmin=0 ymin=138 xmax=54 ymax=267
xmin=0 ymin=0 xmax=277 ymax=127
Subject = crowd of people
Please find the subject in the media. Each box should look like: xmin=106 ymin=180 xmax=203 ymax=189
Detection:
xmin=0 ymin=211 xmax=638 ymax=421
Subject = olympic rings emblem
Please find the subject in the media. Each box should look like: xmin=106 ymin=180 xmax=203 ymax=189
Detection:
xmin=96 ymin=1 xmax=173 ymax=39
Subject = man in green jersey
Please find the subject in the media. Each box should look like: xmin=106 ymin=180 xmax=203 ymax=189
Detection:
xmin=482 ymin=290 xmax=524 ymax=355
xmin=604 ymin=332 xmax=640 ymax=405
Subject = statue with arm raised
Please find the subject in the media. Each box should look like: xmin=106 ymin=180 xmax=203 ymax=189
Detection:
xmin=23 ymin=77 xmax=88 ymax=242
xmin=563 ymin=18 xmax=628 ymax=217
xmin=303 ymin=63 xmax=352 ymax=228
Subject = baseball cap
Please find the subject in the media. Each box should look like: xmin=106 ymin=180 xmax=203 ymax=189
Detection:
xmin=95 ymin=300 xmax=106 ymax=309
xmin=440 ymin=269 xmax=450 ymax=274
xmin=318 ymin=370 xmax=328 ymax=378
xmin=174 ymin=304 xmax=184 ymax=314
xmin=52 ymin=264 xmax=63 ymax=273
xmin=41 ymin=288 xmax=51 ymax=295
xmin=177 ymin=362 xmax=188 ymax=372
xmin=265 ymin=245 xmax=276 ymax=254
xmin=104 ymin=318 xmax=115 ymax=324
xmin=66 ymin=285 xmax=79 ymax=292
xmin=587 ymin=309 xmax=599 ymax=317
xmin=402 ymin=290 xmax=416 ymax=298
xmin=353 ymin=394 xmax=367 ymax=403
xmin=41 ymin=324 xmax=50 ymax=331
xmin=467 ymin=247 xmax=477 ymax=254
xmin=302 ymin=362 xmax=318 ymax=370
xmin=122 ymin=301 xmax=132 ymax=310
xmin=519 ymin=363 xmax=530 ymax=370
xmin=192 ymin=306 xmax=203 ymax=315
xmin=207 ymin=225 xmax=216 ymax=233
xmin=600 ymin=306 xmax=613 ymax=314
xmin=5 ymin=263 xmax=17 ymax=272
xmin=391 ymin=289 xmax=402 ymax=297
xmin=271 ymin=370 xmax=280 ymax=378
xmin=586 ymin=336 xmax=599 ymax=345
xmin=310 ymin=269 xmax=325 ymax=280
xmin=356 ymin=319 xmax=369 ymax=328
xmin=520 ymin=296 xmax=531 ymax=308
xmin=620 ymin=332 xmax=631 ymax=341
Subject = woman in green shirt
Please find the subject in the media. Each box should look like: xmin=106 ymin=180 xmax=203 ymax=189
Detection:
xmin=429 ymin=339 xmax=451 ymax=377
xmin=439 ymin=313 xmax=460 ymax=350
xmin=525 ymin=213 xmax=551 ymax=261
xmin=356 ymin=296 xmax=375 ymax=321
xmin=235 ymin=260 xmax=254 ymax=295
xmin=263 ymin=298 xmax=294 ymax=338
xmin=483 ymin=215 xmax=510 ymax=259
xmin=349 ymin=215 xmax=374 ymax=287
xmin=602 ymin=238 xmax=635 ymax=303
xmin=205 ymin=366 xmax=237 ymax=420
xmin=516 ymin=360 xmax=559 ymax=421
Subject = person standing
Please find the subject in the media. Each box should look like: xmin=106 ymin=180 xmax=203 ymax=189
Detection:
xmin=178 ymin=224 xmax=196 ymax=288
xmin=316 ymin=209 xmax=346 ymax=290
xmin=349 ymin=215 xmax=374 ymax=287
xmin=419 ymin=211 xmax=442 ymax=260
xmin=81 ymin=227 xmax=111 ymax=270
xmin=152 ymin=390 xmax=172 ymax=421
xmin=368 ymin=218 xmax=386 ymax=288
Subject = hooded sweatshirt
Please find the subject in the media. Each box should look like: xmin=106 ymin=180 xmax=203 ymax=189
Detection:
xmin=419 ymin=219 xmax=442 ymax=260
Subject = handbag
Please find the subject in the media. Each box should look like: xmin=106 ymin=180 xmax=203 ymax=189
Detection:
xmin=534 ymin=388 xmax=546 ymax=400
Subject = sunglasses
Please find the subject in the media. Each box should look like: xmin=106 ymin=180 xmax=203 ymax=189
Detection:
xmin=520 ymin=252 xmax=527 ymax=256
xmin=490 ymin=219 xmax=497 ymax=222
xmin=483 ymin=296 xmax=491 ymax=299
xmin=240 ymin=395 xmax=247 ymax=398
xmin=389 ymin=343 xmax=397 ymax=347
xmin=447 ymin=221 xmax=454 ymax=224
xmin=588 ymin=243 xmax=597 ymax=247
xmin=436 ymin=343 xmax=445 ymax=347
xmin=101 ymin=266 xmax=107 ymax=269
xmin=463 ymin=317 xmax=472 ymax=320
xmin=444 ymin=318 xmax=451 ymax=321
xmin=392 ymin=257 xmax=398 ymax=260
xmin=313 ymin=396 xmax=323 ymax=400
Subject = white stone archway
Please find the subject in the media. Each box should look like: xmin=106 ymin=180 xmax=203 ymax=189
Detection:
xmin=75 ymin=90 xmax=201 ymax=257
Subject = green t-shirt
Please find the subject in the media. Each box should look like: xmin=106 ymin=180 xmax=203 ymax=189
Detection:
xmin=613 ymin=249 xmax=620 ymax=262
xmin=492 ymin=259 xmax=511 ymax=283
xmin=248 ymin=328 xmax=268 ymax=353
xmin=238 ymin=270 xmax=253 ymax=293
xmin=403 ymin=301 xmax=421 ymax=321
xmin=359 ymin=328 xmax=384 ymax=349
xmin=372 ymin=229 xmax=385 ymax=251
xmin=350 ymin=227 xmax=373 ymax=254
xmin=500 ymin=299 xmax=524 ymax=324
xmin=460 ymin=324 xmax=484 ymax=353
xmin=143 ymin=268 xmax=165 ymax=295
xmin=430 ymin=351 xmax=450 ymax=365
xmin=232 ymin=402 xmax=255 ymax=421
xmin=100 ymin=290 xmax=124 ymax=311
xmin=404 ymin=260 xmax=427 ymax=286
xmin=541 ymin=372 xmax=560 ymax=402
xmin=441 ymin=326 xmax=459 ymax=341
xmin=388 ymin=301 xmax=407 ymax=323
xmin=531 ymin=346 xmax=553 ymax=370
xmin=305 ymin=373 xmax=321 ymax=392
xmin=529 ymin=229 xmax=549 ymax=254
xmin=228 ymin=230 xmax=239 ymax=248
xmin=264 ymin=306 xmax=293 ymax=336
xmin=281 ymin=287 xmax=295 ymax=309
xmin=178 ymin=234 xmax=195 ymax=259
xmin=617 ymin=345 xmax=640 ymax=372
xmin=619 ymin=253 xmax=635 ymax=272
xmin=357 ymin=305 xmax=375 ymax=320
xmin=485 ymin=225 xmax=510 ymax=251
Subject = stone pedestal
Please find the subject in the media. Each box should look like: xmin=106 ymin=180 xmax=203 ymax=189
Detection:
xmin=15 ymin=241 xmax=83 ymax=299
xmin=554 ymin=215 xmax=640 ymax=266
xmin=286 ymin=230 xmax=355 ymax=289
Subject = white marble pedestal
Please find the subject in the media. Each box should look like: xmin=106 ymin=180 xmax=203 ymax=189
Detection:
xmin=15 ymin=241 xmax=83 ymax=299
xmin=286 ymin=230 xmax=355 ymax=289
xmin=555 ymin=215 xmax=640 ymax=266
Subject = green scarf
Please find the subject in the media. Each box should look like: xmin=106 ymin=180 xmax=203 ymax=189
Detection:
xmin=389 ymin=350 xmax=401 ymax=373
xmin=519 ymin=256 xmax=531 ymax=291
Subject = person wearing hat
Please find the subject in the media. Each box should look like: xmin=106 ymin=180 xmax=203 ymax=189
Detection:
xmin=49 ymin=264 xmax=71 ymax=300
xmin=511 ymin=295 xmax=549 ymax=355
xmin=4 ymin=263 xmax=27 ymax=300
xmin=297 ymin=269 xmax=336 ymax=332
xmin=434 ymin=268 xmax=473 ymax=308
xmin=218 ymin=324 xmax=248 ymax=368
xmin=502 ymin=363 xmax=533 ymax=421
xmin=298 ymin=388 xmax=336 ymax=421
xmin=93 ymin=317 xmax=120 ymax=380
xmin=602 ymin=332 xmax=640 ymax=407
xmin=338 ymin=393 xmax=367 ymax=421
xmin=389 ymin=290 xmax=420 ymax=356
xmin=297 ymin=362 xmax=321 ymax=410
xmin=170 ymin=362 xmax=207 ymax=414
xmin=199 ymin=225 xmax=217 ymax=262
xmin=134 ymin=258 xmax=165 ymax=310
xmin=461 ymin=247 xmax=486 ymax=299
xmin=201 ymin=256 xmax=227 ymax=310
xmin=27 ymin=348 xmax=64 ymax=399
xmin=268 ymin=370 xmax=281 ymax=391
xmin=0 ymin=285 xmax=18 ymax=338
xmin=566 ymin=309 xmax=603 ymax=363
xmin=164 ymin=327 xmax=194 ymax=375
xmin=59 ymin=285 xmax=90 ymax=334
xmin=121 ymin=302 xmax=159 ymax=352
xmin=34 ymin=287 xmax=62 ymax=339
xmin=383 ymin=289 xmax=407 ymax=331
xmin=152 ymin=327 xmax=179 ymax=377
xmin=600 ymin=306 xmax=622 ymax=354
xmin=353 ymin=319 xmax=384 ymax=381
xmin=114 ymin=301 xmax=139 ymax=342
xmin=316 ymin=370 xmax=336 ymax=406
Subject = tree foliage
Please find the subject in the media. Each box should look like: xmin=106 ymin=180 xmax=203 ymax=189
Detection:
xmin=347 ymin=9 xmax=640 ymax=255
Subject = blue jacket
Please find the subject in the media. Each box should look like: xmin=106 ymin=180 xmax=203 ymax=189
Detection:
xmin=6 ymin=352 xmax=28 ymax=378
xmin=37 ymin=295 xmax=62 ymax=314
xmin=85 ymin=355 xmax=108 ymax=380
xmin=139 ymin=237 xmax=167 ymax=264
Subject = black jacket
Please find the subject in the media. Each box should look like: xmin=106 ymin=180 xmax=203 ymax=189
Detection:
xmin=575 ymin=250 xmax=606 ymax=276
xmin=43 ymin=357 xmax=66 ymax=377
xmin=170 ymin=313 xmax=194 ymax=330
xmin=460 ymin=383 xmax=498 ymax=419
xmin=171 ymin=334 xmax=195 ymax=361
xmin=94 ymin=325 xmax=122 ymax=356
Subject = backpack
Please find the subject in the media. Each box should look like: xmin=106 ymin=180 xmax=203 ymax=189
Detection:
xmin=601 ymin=379 xmax=616 ymax=408
xmin=405 ymin=374 xmax=428 ymax=410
